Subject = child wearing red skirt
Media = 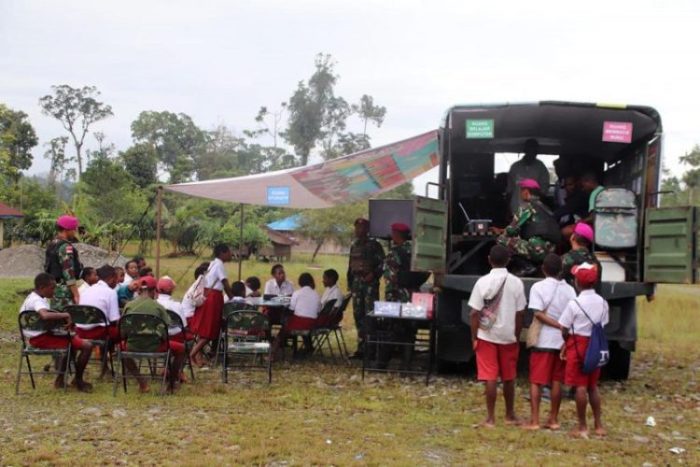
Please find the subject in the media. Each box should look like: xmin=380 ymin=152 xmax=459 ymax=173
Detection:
xmin=271 ymin=273 xmax=321 ymax=360
xmin=558 ymin=262 xmax=609 ymax=438
xmin=189 ymin=244 xmax=234 ymax=367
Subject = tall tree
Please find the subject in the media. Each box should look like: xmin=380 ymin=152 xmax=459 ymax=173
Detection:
xmin=352 ymin=94 xmax=387 ymax=137
xmin=38 ymin=85 xmax=113 ymax=177
xmin=0 ymin=104 xmax=38 ymax=184
xmin=130 ymin=111 xmax=206 ymax=183
xmin=121 ymin=143 xmax=159 ymax=189
xmin=284 ymin=53 xmax=340 ymax=165
xmin=44 ymin=136 xmax=70 ymax=187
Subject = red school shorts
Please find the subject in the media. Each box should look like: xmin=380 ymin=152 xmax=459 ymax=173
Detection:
xmin=529 ymin=350 xmax=565 ymax=386
xmin=29 ymin=333 xmax=87 ymax=350
xmin=564 ymin=335 xmax=601 ymax=388
xmin=75 ymin=324 xmax=121 ymax=342
xmin=475 ymin=339 xmax=519 ymax=382
xmin=170 ymin=331 xmax=195 ymax=343
xmin=285 ymin=315 xmax=317 ymax=332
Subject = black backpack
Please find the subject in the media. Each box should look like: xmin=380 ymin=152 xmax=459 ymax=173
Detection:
xmin=44 ymin=239 xmax=82 ymax=283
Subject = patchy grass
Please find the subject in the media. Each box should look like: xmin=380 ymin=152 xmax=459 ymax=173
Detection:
xmin=0 ymin=259 xmax=698 ymax=465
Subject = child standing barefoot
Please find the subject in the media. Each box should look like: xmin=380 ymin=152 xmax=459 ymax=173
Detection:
xmin=523 ymin=254 xmax=576 ymax=431
xmin=558 ymin=262 xmax=609 ymax=437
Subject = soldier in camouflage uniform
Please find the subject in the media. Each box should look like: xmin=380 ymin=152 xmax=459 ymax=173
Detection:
xmin=347 ymin=218 xmax=385 ymax=358
xmin=562 ymin=222 xmax=601 ymax=286
xmin=45 ymin=215 xmax=82 ymax=311
xmin=495 ymin=179 xmax=560 ymax=274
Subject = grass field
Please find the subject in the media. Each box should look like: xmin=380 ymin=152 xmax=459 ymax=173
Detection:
xmin=0 ymin=254 xmax=698 ymax=465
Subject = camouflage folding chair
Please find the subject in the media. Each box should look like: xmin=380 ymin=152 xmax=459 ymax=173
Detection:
xmin=221 ymin=309 xmax=272 ymax=384
xmin=16 ymin=310 xmax=72 ymax=395
xmin=594 ymin=187 xmax=639 ymax=279
xmin=166 ymin=309 xmax=195 ymax=382
xmin=64 ymin=304 xmax=114 ymax=378
xmin=114 ymin=313 xmax=172 ymax=395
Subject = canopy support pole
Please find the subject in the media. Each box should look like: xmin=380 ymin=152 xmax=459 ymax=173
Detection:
xmin=238 ymin=203 xmax=244 ymax=281
xmin=155 ymin=186 xmax=163 ymax=278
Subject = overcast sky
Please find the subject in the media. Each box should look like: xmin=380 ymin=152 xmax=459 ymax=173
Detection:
xmin=2 ymin=0 xmax=699 ymax=184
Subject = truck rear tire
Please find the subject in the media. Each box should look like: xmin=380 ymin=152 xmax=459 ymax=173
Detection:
xmin=603 ymin=341 xmax=631 ymax=380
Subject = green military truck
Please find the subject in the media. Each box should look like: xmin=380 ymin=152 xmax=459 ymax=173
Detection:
xmin=377 ymin=101 xmax=697 ymax=379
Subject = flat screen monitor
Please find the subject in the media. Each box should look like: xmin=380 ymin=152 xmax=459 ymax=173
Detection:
xmin=368 ymin=199 xmax=414 ymax=239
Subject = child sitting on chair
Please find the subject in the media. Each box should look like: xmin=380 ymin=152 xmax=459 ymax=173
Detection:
xmin=271 ymin=273 xmax=320 ymax=360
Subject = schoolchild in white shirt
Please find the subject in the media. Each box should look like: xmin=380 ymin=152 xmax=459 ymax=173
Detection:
xmin=558 ymin=262 xmax=609 ymax=438
xmin=468 ymin=245 xmax=527 ymax=427
xmin=523 ymin=254 xmax=576 ymax=431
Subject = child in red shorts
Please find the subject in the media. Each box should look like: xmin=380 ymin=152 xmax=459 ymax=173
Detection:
xmin=469 ymin=245 xmax=527 ymax=427
xmin=19 ymin=273 xmax=94 ymax=392
xmin=558 ymin=263 xmax=609 ymax=437
xmin=523 ymin=254 xmax=576 ymax=430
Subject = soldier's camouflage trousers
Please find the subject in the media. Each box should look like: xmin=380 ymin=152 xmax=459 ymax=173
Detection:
xmin=497 ymin=234 xmax=554 ymax=264
xmin=51 ymin=283 xmax=75 ymax=311
xmin=351 ymin=280 xmax=379 ymax=344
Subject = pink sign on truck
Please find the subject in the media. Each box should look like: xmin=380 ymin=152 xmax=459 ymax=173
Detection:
xmin=602 ymin=121 xmax=633 ymax=143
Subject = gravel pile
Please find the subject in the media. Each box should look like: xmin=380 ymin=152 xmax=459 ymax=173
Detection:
xmin=0 ymin=243 xmax=127 ymax=278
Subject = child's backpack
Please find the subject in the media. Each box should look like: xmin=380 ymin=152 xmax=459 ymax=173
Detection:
xmin=573 ymin=300 xmax=610 ymax=374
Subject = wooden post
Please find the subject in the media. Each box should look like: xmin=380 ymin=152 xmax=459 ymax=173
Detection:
xmin=238 ymin=203 xmax=244 ymax=281
xmin=155 ymin=186 xmax=163 ymax=278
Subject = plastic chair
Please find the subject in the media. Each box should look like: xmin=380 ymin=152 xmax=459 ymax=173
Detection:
xmin=166 ymin=309 xmax=195 ymax=382
xmin=64 ymin=304 xmax=114 ymax=377
xmin=16 ymin=310 xmax=72 ymax=395
xmin=114 ymin=313 xmax=172 ymax=395
xmin=310 ymin=299 xmax=338 ymax=360
xmin=221 ymin=309 xmax=272 ymax=384
xmin=314 ymin=294 xmax=352 ymax=362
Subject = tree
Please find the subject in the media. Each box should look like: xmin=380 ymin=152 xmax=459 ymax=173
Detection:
xmin=659 ymin=145 xmax=700 ymax=206
xmin=130 ymin=111 xmax=206 ymax=183
xmin=352 ymin=94 xmax=387 ymax=137
xmin=38 ymin=85 xmax=113 ymax=177
xmin=0 ymin=104 xmax=38 ymax=184
xmin=121 ymin=143 xmax=159 ymax=189
xmin=254 ymin=104 xmax=287 ymax=148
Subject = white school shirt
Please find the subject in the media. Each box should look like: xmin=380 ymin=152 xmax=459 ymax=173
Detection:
xmin=263 ymin=278 xmax=294 ymax=296
xmin=157 ymin=294 xmax=186 ymax=336
xmin=123 ymin=274 xmax=135 ymax=287
xmin=180 ymin=295 xmax=196 ymax=319
xmin=321 ymin=284 xmax=344 ymax=309
xmin=79 ymin=280 xmax=121 ymax=326
xmin=468 ymin=268 xmax=527 ymax=344
xmin=19 ymin=292 xmax=51 ymax=338
xmin=558 ymin=289 xmax=610 ymax=337
xmin=204 ymin=258 xmax=227 ymax=291
xmin=289 ymin=286 xmax=321 ymax=319
xmin=528 ymin=277 xmax=576 ymax=349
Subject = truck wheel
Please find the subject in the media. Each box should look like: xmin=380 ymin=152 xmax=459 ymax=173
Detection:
xmin=603 ymin=341 xmax=631 ymax=380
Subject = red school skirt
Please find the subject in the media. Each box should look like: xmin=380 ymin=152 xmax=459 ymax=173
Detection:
xmin=189 ymin=289 xmax=224 ymax=340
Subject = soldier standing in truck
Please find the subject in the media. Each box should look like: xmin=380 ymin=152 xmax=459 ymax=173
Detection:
xmin=347 ymin=217 xmax=385 ymax=358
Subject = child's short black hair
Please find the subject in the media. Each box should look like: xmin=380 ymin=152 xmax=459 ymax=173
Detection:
xmin=323 ymin=269 xmax=339 ymax=284
xmin=213 ymin=244 xmax=230 ymax=258
xmin=125 ymin=259 xmax=138 ymax=270
xmin=271 ymin=264 xmax=284 ymax=275
xmin=139 ymin=267 xmax=153 ymax=277
xmin=35 ymin=272 xmax=55 ymax=289
xmin=194 ymin=262 xmax=210 ymax=279
xmin=298 ymin=272 xmax=315 ymax=289
xmin=488 ymin=245 xmax=511 ymax=268
xmin=97 ymin=265 xmax=117 ymax=281
xmin=542 ymin=253 xmax=562 ymax=278
xmin=231 ymin=281 xmax=246 ymax=298
xmin=245 ymin=276 xmax=261 ymax=291
xmin=80 ymin=267 xmax=96 ymax=280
